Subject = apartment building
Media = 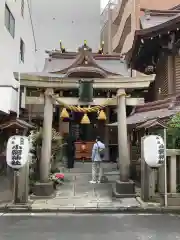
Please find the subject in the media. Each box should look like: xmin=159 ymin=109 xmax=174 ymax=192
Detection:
xmin=0 ymin=0 xmax=36 ymax=114
xmin=101 ymin=0 xmax=180 ymax=55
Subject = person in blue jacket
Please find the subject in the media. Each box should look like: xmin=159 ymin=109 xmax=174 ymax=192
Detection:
xmin=90 ymin=136 xmax=105 ymax=184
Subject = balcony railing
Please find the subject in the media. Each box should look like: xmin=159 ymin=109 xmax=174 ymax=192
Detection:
xmin=112 ymin=0 xmax=133 ymax=53
xmin=112 ymin=0 xmax=128 ymax=24
xmin=100 ymin=0 xmax=118 ymax=29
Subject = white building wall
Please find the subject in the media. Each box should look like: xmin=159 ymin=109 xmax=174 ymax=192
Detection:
xmin=31 ymin=0 xmax=101 ymax=70
xmin=0 ymin=0 xmax=36 ymax=114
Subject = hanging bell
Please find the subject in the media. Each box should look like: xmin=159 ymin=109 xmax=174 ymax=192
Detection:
xmin=81 ymin=113 xmax=90 ymax=124
xmin=60 ymin=108 xmax=69 ymax=119
xmin=97 ymin=110 xmax=106 ymax=120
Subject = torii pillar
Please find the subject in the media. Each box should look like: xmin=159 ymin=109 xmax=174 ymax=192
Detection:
xmin=34 ymin=88 xmax=54 ymax=196
xmin=113 ymin=89 xmax=135 ymax=197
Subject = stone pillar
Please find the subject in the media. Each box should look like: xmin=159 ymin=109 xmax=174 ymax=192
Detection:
xmin=17 ymin=161 xmax=29 ymax=203
xmin=158 ymin=164 xmax=165 ymax=194
xmin=40 ymin=88 xmax=54 ymax=181
xmin=34 ymin=88 xmax=54 ymax=196
xmin=113 ymin=89 xmax=135 ymax=198
xmin=117 ymin=89 xmax=129 ymax=181
xmin=170 ymin=155 xmax=177 ymax=193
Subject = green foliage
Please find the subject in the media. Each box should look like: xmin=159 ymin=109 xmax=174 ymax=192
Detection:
xmin=168 ymin=112 xmax=180 ymax=128
xmin=177 ymin=184 xmax=180 ymax=193
xmin=30 ymin=127 xmax=62 ymax=160
xmin=28 ymin=127 xmax=63 ymax=184
xmin=167 ymin=113 xmax=180 ymax=149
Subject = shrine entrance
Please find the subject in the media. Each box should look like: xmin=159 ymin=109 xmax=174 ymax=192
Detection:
xmin=17 ymin=41 xmax=153 ymax=197
xmin=57 ymin=102 xmax=109 ymax=162
xmin=69 ymin=111 xmax=102 ymax=162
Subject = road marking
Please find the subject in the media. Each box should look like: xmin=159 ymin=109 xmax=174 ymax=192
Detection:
xmin=4 ymin=213 xmax=31 ymax=216
xmin=0 ymin=212 xmax=178 ymax=217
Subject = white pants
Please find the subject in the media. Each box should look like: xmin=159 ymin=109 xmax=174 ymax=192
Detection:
xmin=92 ymin=161 xmax=103 ymax=182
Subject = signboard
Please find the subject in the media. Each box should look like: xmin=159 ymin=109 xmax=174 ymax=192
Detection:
xmin=142 ymin=135 xmax=165 ymax=168
xmin=6 ymin=136 xmax=29 ymax=169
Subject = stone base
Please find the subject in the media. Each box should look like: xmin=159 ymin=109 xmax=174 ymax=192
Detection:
xmin=33 ymin=182 xmax=54 ymax=197
xmin=112 ymin=180 xmax=135 ymax=198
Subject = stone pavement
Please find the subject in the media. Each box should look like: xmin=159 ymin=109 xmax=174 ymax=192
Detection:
xmin=60 ymin=161 xmax=119 ymax=174
xmin=30 ymin=163 xmax=140 ymax=210
xmin=1 ymin=162 xmax=180 ymax=213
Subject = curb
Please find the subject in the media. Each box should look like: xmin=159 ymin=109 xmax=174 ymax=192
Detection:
xmin=1 ymin=205 xmax=180 ymax=214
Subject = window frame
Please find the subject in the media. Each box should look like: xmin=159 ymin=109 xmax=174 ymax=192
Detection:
xmin=4 ymin=4 xmax=15 ymax=38
xmin=20 ymin=38 xmax=25 ymax=62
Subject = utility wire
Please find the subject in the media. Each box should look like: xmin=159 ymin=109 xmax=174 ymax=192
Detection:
xmin=26 ymin=0 xmax=38 ymax=70
xmin=26 ymin=0 xmax=37 ymax=53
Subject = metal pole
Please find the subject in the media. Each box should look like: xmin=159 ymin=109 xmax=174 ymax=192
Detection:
xmin=164 ymin=128 xmax=168 ymax=207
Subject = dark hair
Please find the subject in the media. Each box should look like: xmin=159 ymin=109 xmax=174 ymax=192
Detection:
xmin=96 ymin=136 xmax=101 ymax=141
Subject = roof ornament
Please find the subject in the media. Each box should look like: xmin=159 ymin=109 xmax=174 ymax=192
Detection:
xmin=83 ymin=40 xmax=87 ymax=50
xmin=78 ymin=40 xmax=92 ymax=52
xmin=144 ymin=10 xmax=151 ymax=20
xmin=98 ymin=41 xmax=104 ymax=54
xmin=120 ymin=54 xmax=125 ymax=62
xmin=60 ymin=40 xmax=66 ymax=53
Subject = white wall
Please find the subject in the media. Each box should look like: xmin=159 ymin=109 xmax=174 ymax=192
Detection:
xmin=31 ymin=0 xmax=101 ymax=70
xmin=0 ymin=0 xmax=37 ymax=114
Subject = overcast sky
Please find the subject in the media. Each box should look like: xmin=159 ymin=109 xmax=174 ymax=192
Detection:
xmin=32 ymin=0 xmax=101 ymax=70
xmin=101 ymin=0 xmax=108 ymax=8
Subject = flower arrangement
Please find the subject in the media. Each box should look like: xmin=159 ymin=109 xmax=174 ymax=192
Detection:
xmin=49 ymin=173 xmax=65 ymax=189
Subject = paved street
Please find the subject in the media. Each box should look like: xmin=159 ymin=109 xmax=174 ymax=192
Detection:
xmin=0 ymin=213 xmax=180 ymax=239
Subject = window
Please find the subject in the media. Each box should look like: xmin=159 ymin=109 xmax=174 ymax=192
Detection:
xmin=4 ymin=4 xmax=15 ymax=38
xmin=20 ymin=39 xmax=25 ymax=62
xmin=21 ymin=0 xmax=24 ymax=17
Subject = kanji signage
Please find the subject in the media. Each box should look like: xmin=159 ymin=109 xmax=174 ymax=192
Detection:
xmin=142 ymin=135 xmax=165 ymax=168
xmin=6 ymin=136 xmax=29 ymax=169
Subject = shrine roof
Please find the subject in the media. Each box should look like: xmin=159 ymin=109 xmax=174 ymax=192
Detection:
xmin=15 ymin=43 xmax=130 ymax=79
xmin=43 ymin=44 xmax=129 ymax=77
xmin=108 ymin=95 xmax=180 ymax=126
xmin=127 ymin=13 xmax=180 ymax=73
xmin=43 ymin=56 xmax=129 ymax=76
xmin=0 ymin=119 xmax=35 ymax=130
xmin=127 ymin=95 xmax=180 ymax=125
xmin=136 ymin=118 xmax=167 ymax=129
xmin=136 ymin=13 xmax=180 ymax=41
xmin=140 ymin=10 xmax=180 ymax=29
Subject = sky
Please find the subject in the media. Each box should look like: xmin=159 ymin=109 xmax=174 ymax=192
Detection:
xmin=101 ymin=0 xmax=109 ymax=8
xmin=31 ymin=0 xmax=101 ymax=70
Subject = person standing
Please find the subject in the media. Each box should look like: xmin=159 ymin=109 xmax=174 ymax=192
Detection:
xmin=90 ymin=136 xmax=105 ymax=184
xmin=65 ymin=134 xmax=76 ymax=169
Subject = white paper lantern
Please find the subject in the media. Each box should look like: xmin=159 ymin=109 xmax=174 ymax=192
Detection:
xmin=6 ymin=135 xmax=30 ymax=170
xmin=142 ymin=135 xmax=165 ymax=168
